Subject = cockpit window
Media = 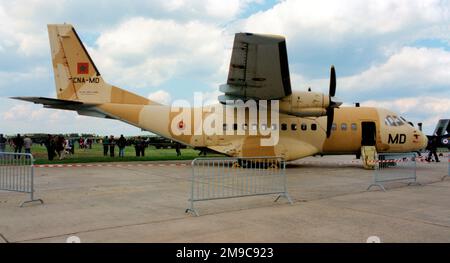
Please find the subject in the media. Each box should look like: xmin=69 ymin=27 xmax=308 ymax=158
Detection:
xmin=400 ymin=116 xmax=414 ymax=127
xmin=385 ymin=115 xmax=405 ymax=126
xmin=394 ymin=116 xmax=404 ymax=126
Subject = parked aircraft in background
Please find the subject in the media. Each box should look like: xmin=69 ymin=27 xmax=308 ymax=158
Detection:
xmin=426 ymin=119 xmax=450 ymax=150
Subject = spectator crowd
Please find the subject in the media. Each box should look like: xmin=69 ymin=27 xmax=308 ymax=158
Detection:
xmin=0 ymin=133 xmax=184 ymax=161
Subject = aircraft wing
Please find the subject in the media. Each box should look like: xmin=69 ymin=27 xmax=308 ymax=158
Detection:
xmin=433 ymin=119 xmax=450 ymax=136
xmin=219 ymin=33 xmax=292 ymax=103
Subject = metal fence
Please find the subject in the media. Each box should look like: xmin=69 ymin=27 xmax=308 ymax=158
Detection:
xmin=186 ymin=157 xmax=293 ymax=216
xmin=0 ymin=152 xmax=44 ymax=207
xmin=367 ymin=152 xmax=419 ymax=192
xmin=444 ymin=153 xmax=450 ymax=181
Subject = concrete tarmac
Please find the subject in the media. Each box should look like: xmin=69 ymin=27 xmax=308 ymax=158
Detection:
xmin=0 ymin=155 xmax=449 ymax=243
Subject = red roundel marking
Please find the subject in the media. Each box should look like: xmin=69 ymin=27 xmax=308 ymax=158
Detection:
xmin=178 ymin=120 xmax=185 ymax=129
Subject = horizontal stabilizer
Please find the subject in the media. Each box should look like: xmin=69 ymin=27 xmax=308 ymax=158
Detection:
xmin=11 ymin=97 xmax=84 ymax=106
xmin=10 ymin=96 xmax=112 ymax=118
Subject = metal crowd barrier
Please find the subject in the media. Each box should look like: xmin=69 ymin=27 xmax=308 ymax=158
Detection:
xmin=0 ymin=152 xmax=44 ymax=207
xmin=367 ymin=152 xmax=419 ymax=192
xmin=186 ymin=157 xmax=293 ymax=216
xmin=444 ymin=153 xmax=450 ymax=181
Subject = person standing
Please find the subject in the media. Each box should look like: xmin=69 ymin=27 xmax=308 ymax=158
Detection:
xmin=426 ymin=136 xmax=440 ymax=162
xmin=44 ymin=134 xmax=56 ymax=161
xmin=87 ymin=138 xmax=92 ymax=149
xmin=79 ymin=137 xmax=84 ymax=149
xmin=56 ymin=135 xmax=66 ymax=160
xmin=102 ymin=136 xmax=109 ymax=156
xmin=64 ymin=138 xmax=71 ymax=156
xmin=13 ymin=134 xmax=24 ymax=156
xmin=175 ymin=143 xmax=181 ymax=157
xmin=134 ymin=136 xmax=142 ymax=157
xmin=0 ymin=134 xmax=6 ymax=153
xmin=140 ymin=138 xmax=147 ymax=157
xmin=69 ymin=138 xmax=75 ymax=154
xmin=109 ymin=135 xmax=116 ymax=157
xmin=23 ymin=136 xmax=33 ymax=155
xmin=117 ymin=134 xmax=127 ymax=158
xmin=198 ymin=148 xmax=207 ymax=156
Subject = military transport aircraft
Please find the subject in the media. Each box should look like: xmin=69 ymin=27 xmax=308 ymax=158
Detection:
xmin=13 ymin=24 xmax=428 ymax=168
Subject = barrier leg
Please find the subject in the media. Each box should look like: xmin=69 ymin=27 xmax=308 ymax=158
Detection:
xmin=367 ymin=183 xmax=386 ymax=192
xmin=407 ymin=176 xmax=422 ymax=186
xmin=20 ymin=199 xmax=44 ymax=207
xmin=274 ymin=193 xmax=293 ymax=204
xmin=185 ymin=199 xmax=199 ymax=217
xmin=20 ymin=191 xmax=44 ymax=207
xmin=408 ymin=165 xmax=421 ymax=186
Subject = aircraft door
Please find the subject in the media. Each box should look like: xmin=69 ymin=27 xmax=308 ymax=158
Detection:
xmin=361 ymin=122 xmax=376 ymax=146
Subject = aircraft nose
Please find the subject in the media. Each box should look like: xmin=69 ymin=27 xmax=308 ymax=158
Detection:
xmin=421 ymin=133 xmax=428 ymax=149
xmin=416 ymin=130 xmax=428 ymax=149
xmin=412 ymin=129 xmax=428 ymax=150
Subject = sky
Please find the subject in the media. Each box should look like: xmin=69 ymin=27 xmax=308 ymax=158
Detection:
xmin=0 ymin=0 xmax=449 ymax=136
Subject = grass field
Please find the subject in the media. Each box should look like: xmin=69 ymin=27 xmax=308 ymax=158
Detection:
xmin=3 ymin=144 xmax=223 ymax=164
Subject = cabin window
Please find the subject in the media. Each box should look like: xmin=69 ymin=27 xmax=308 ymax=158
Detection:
xmin=281 ymin=123 xmax=287 ymax=131
xmin=332 ymin=123 xmax=337 ymax=130
xmin=271 ymin=124 xmax=277 ymax=130
xmin=291 ymin=124 xmax=297 ymax=131
xmin=301 ymin=123 xmax=307 ymax=131
xmin=351 ymin=123 xmax=357 ymax=131
xmin=311 ymin=124 xmax=317 ymax=131
xmin=233 ymin=123 xmax=238 ymax=131
xmin=341 ymin=123 xmax=347 ymax=131
xmin=223 ymin=124 xmax=227 ymax=131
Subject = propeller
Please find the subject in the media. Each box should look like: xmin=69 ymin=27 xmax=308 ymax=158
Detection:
xmin=326 ymin=65 xmax=341 ymax=138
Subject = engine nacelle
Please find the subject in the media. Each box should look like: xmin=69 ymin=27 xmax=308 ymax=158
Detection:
xmin=279 ymin=91 xmax=330 ymax=117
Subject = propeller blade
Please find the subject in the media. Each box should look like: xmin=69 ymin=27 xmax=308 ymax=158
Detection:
xmin=326 ymin=107 xmax=334 ymax=138
xmin=329 ymin=65 xmax=336 ymax=97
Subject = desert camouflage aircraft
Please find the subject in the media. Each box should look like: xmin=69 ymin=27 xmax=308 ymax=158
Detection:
xmin=13 ymin=24 xmax=428 ymax=168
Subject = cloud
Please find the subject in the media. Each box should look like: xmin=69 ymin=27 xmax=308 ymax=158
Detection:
xmin=242 ymin=0 xmax=449 ymax=37
xmin=236 ymin=0 xmax=450 ymax=78
xmin=339 ymin=47 xmax=450 ymax=97
xmin=160 ymin=0 xmax=259 ymax=21
xmin=2 ymin=102 xmax=77 ymax=123
xmin=0 ymin=67 xmax=49 ymax=88
xmin=0 ymin=0 xmax=257 ymax=58
xmin=292 ymin=47 xmax=450 ymax=102
xmin=148 ymin=90 xmax=172 ymax=105
xmin=92 ymin=17 xmax=231 ymax=89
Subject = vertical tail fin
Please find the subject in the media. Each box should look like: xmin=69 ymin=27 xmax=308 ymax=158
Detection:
xmin=48 ymin=24 xmax=153 ymax=105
